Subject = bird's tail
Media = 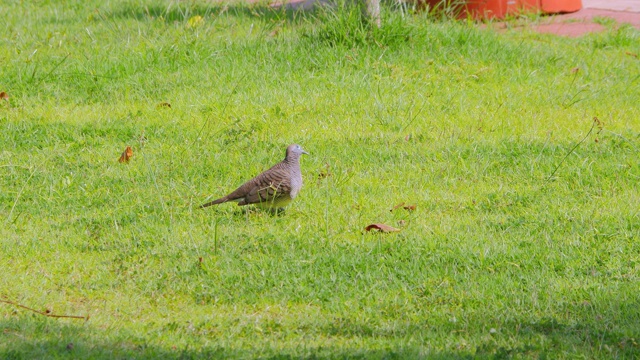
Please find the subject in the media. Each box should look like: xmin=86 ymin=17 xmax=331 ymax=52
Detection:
xmin=198 ymin=197 xmax=226 ymax=209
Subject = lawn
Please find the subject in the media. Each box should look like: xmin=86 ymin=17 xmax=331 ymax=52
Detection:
xmin=1 ymin=0 xmax=639 ymax=358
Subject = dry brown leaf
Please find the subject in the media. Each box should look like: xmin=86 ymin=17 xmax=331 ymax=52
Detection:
xmin=626 ymin=51 xmax=638 ymax=58
xmin=365 ymin=223 xmax=400 ymax=233
xmin=391 ymin=203 xmax=416 ymax=211
xmin=158 ymin=102 xmax=171 ymax=108
xmin=0 ymin=91 xmax=8 ymax=100
xmin=571 ymin=67 xmax=580 ymax=74
xmin=118 ymin=146 xmax=133 ymax=163
xmin=391 ymin=202 xmax=405 ymax=211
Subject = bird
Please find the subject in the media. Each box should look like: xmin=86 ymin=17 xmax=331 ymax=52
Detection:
xmin=199 ymin=144 xmax=308 ymax=211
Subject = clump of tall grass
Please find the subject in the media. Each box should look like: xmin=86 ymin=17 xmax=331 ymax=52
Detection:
xmin=304 ymin=1 xmax=414 ymax=48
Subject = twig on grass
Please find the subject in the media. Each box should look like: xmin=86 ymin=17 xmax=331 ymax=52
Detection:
xmin=0 ymin=298 xmax=88 ymax=320
xmin=546 ymin=117 xmax=602 ymax=182
xmin=5 ymin=163 xmax=40 ymax=225
xmin=190 ymin=72 xmax=249 ymax=150
xmin=400 ymin=98 xmax=429 ymax=133
xmin=34 ymin=53 xmax=71 ymax=87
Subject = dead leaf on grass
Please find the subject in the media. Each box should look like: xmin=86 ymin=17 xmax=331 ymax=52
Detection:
xmin=158 ymin=102 xmax=171 ymax=108
xmin=594 ymin=116 xmax=603 ymax=143
xmin=118 ymin=146 xmax=133 ymax=163
xmin=626 ymin=51 xmax=638 ymax=58
xmin=391 ymin=202 xmax=416 ymax=211
xmin=391 ymin=202 xmax=405 ymax=211
xmin=0 ymin=91 xmax=8 ymax=100
xmin=365 ymin=223 xmax=400 ymax=233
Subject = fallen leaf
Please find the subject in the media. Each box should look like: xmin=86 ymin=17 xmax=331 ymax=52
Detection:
xmin=391 ymin=203 xmax=416 ymax=211
xmin=365 ymin=223 xmax=400 ymax=233
xmin=0 ymin=91 xmax=8 ymax=100
xmin=118 ymin=146 xmax=133 ymax=163
xmin=404 ymin=134 xmax=412 ymax=141
xmin=158 ymin=102 xmax=171 ymax=108
xmin=391 ymin=202 xmax=405 ymax=211
xmin=571 ymin=67 xmax=580 ymax=73
xmin=626 ymin=51 xmax=638 ymax=58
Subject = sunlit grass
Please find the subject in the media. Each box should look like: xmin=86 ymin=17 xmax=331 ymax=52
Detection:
xmin=1 ymin=0 xmax=639 ymax=358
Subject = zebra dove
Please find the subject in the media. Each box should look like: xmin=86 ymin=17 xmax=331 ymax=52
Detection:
xmin=199 ymin=144 xmax=308 ymax=210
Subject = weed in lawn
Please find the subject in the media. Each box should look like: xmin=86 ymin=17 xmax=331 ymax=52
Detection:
xmin=305 ymin=1 xmax=414 ymax=48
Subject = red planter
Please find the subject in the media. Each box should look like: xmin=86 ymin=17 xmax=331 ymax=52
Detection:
xmin=422 ymin=0 xmax=582 ymax=19
xmin=518 ymin=0 xmax=583 ymax=13
xmin=539 ymin=0 xmax=582 ymax=13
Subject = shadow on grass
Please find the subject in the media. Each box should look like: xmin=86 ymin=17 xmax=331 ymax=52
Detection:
xmin=0 ymin=316 xmax=457 ymax=359
xmin=2 ymin=298 xmax=639 ymax=359
xmin=104 ymin=1 xmax=311 ymax=24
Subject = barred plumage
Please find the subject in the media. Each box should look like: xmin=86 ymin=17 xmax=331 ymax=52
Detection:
xmin=200 ymin=144 xmax=308 ymax=210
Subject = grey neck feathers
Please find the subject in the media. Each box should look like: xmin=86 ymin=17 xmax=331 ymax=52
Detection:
xmin=284 ymin=153 xmax=300 ymax=164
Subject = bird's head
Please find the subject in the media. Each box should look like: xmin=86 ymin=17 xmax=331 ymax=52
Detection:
xmin=286 ymin=144 xmax=309 ymax=160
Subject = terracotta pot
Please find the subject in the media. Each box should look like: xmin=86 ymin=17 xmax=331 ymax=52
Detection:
xmin=420 ymin=0 xmax=581 ymax=19
xmin=540 ymin=0 xmax=582 ymax=13
xmin=517 ymin=0 xmax=540 ymax=12
xmin=420 ymin=0 xmax=514 ymax=19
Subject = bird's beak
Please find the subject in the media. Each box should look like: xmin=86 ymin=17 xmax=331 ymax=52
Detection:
xmin=302 ymin=149 xmax=309 ymax=155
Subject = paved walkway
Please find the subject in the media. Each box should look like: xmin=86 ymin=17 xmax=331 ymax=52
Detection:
xmin=532 ymin=0 xmax=640 ymax=36
xmin=584 ymin=0 xmax=640 ymax=13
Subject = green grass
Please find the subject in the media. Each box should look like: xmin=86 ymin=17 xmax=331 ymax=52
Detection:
xmin=1 ymin=0 xmax=640 ymax=358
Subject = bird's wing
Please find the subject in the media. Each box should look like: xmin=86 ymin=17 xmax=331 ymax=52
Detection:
xmin=238 ymin=170 xmax=291 ymax=205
